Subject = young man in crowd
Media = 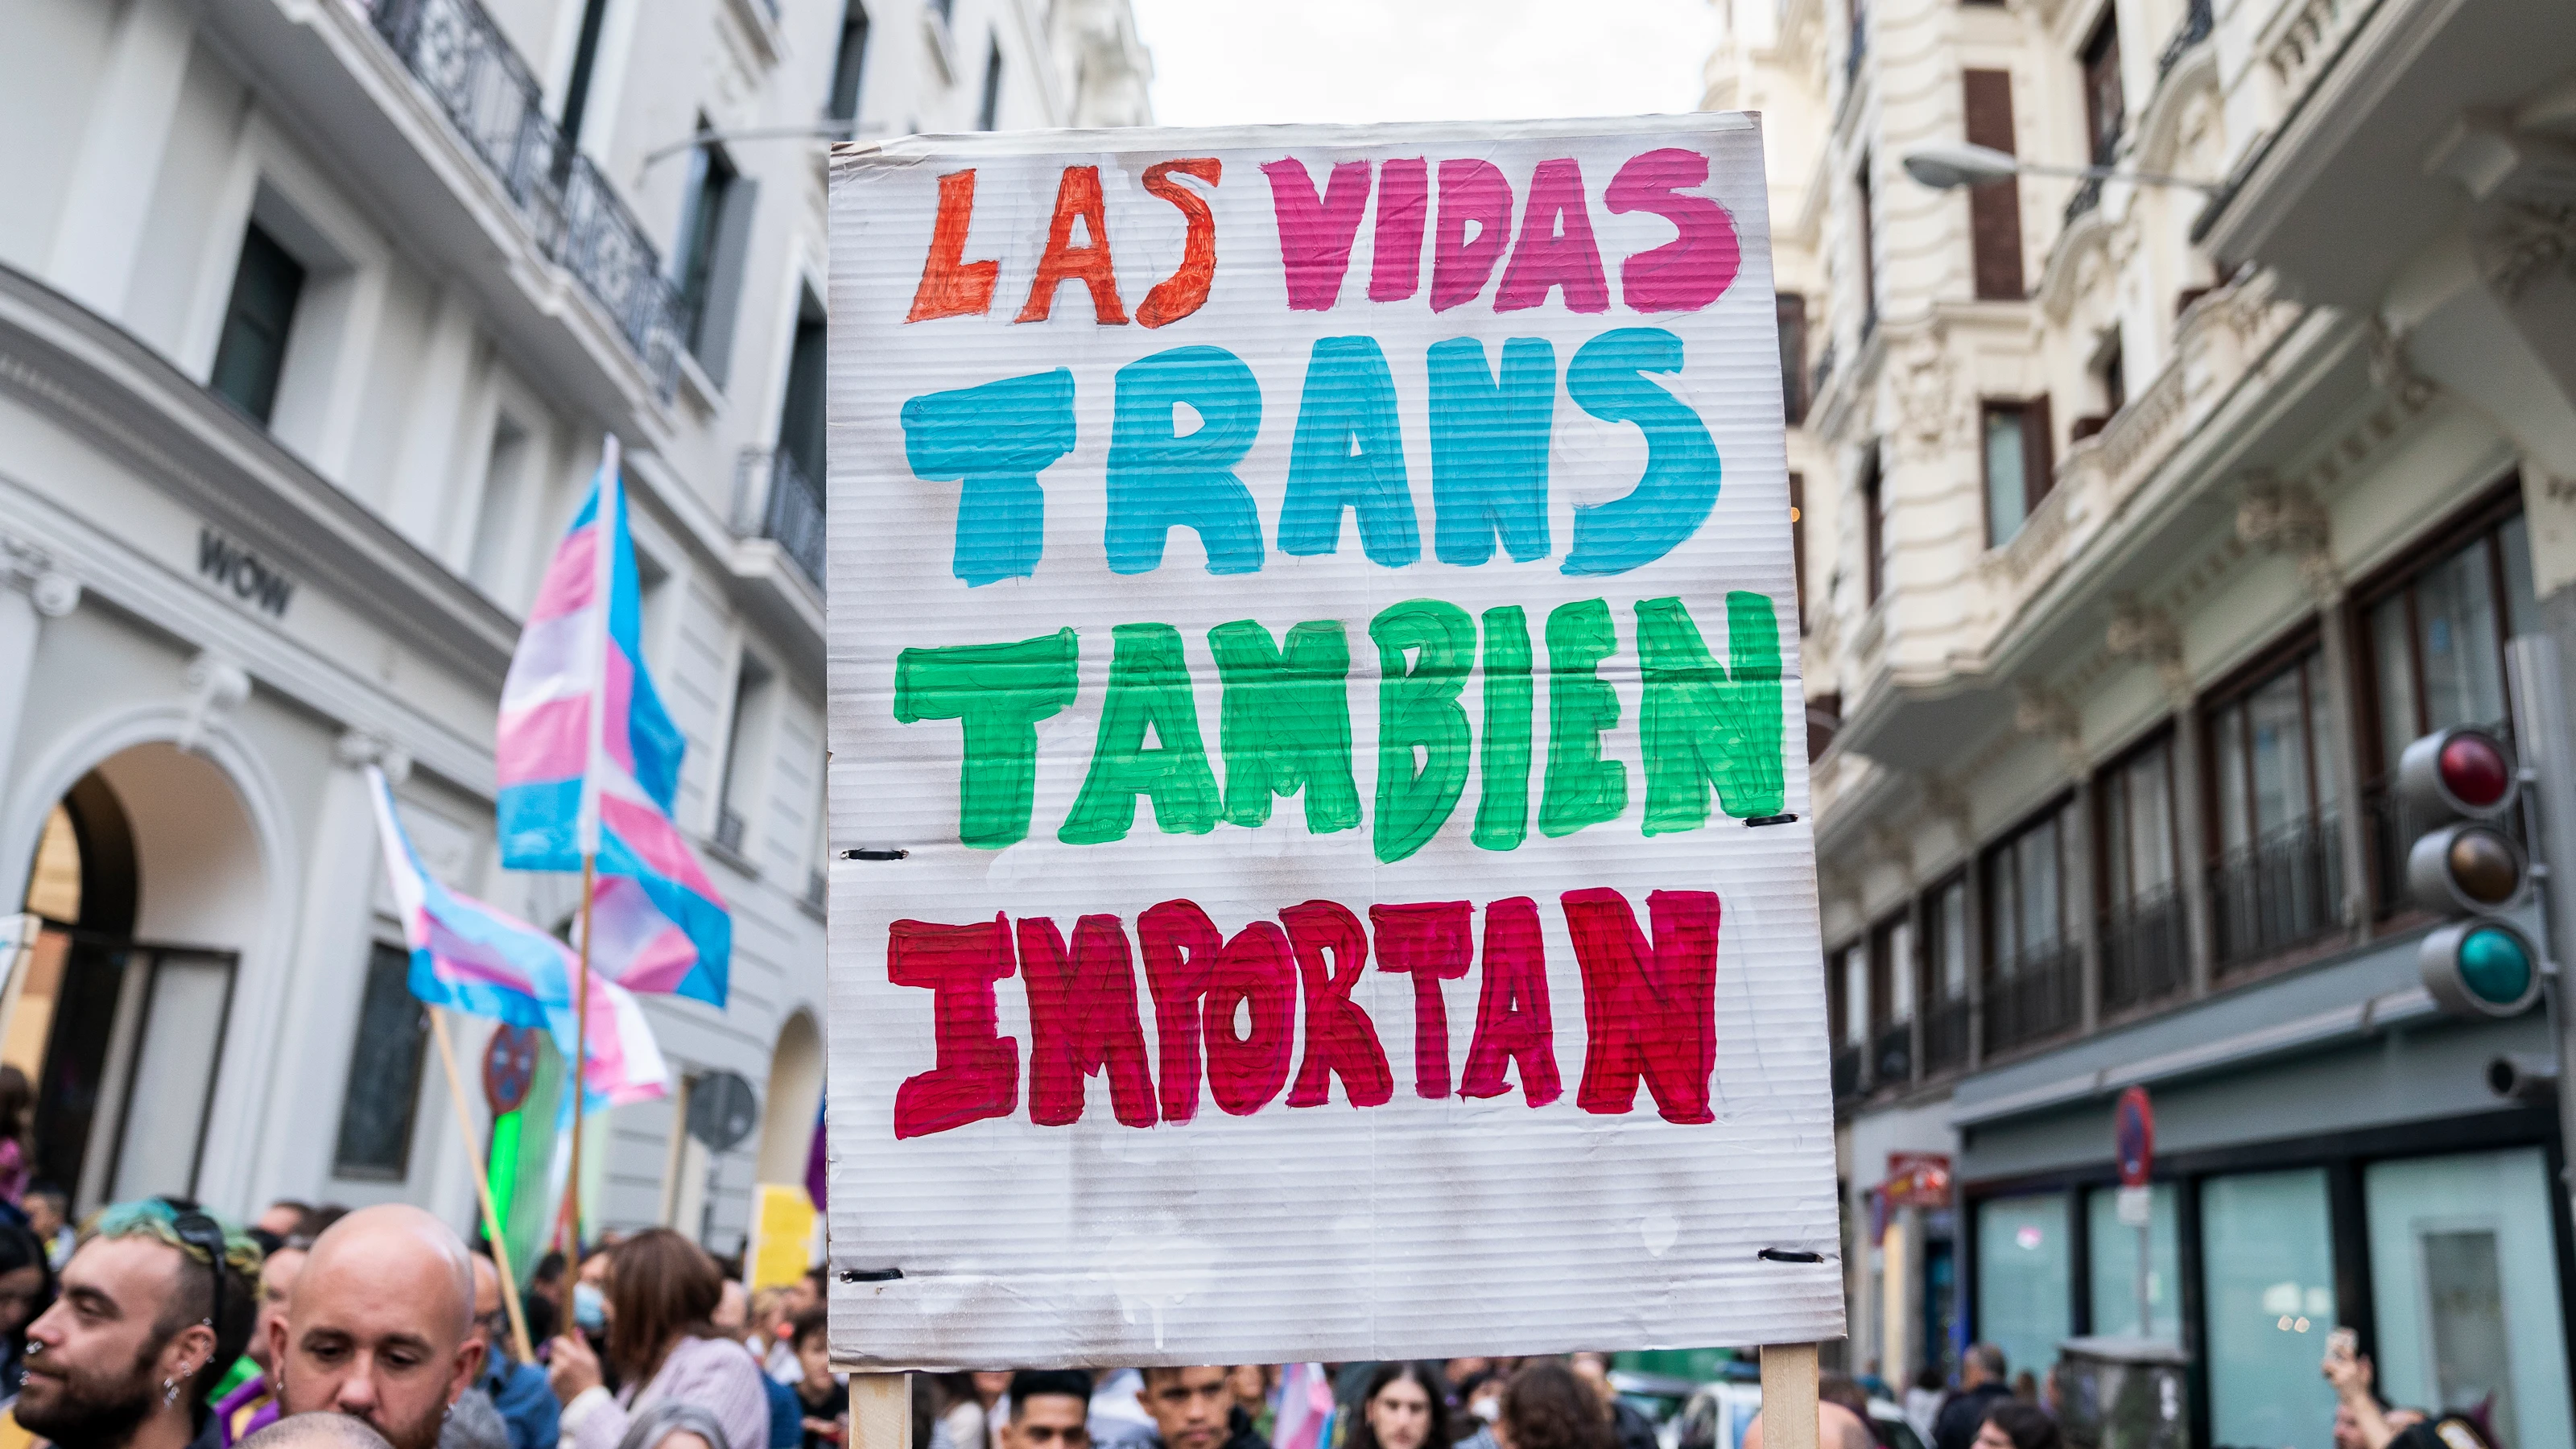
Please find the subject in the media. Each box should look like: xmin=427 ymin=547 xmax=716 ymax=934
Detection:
xmin=1000 ymin=1372 xmax=1096 ymax=1449
xmin=23 ymin=1185 xmax=72 ymax=1271
xmin=211 ymin=1232 xmax=311 ymax=1443
xmin=16 ymin=1198 xmax=260 ymax=1449
xmin=467 ymin=1254 xmax=558 ymax=1449
xmin=1931 ymin=1346 xmax=2015 ymax=1449
xmin=269 ymin=1204 xmax=484 ymax=1449
xmin=1135 ymin=1367 xmax=1268 ymax=1449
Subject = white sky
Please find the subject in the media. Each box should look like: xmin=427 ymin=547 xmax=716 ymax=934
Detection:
xmin=1129 ymin=0 xmax=1724 ymax=130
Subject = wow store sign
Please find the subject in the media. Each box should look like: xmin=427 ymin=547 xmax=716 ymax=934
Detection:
xmin=824 ymin=116 xmax=1840 ymax=1365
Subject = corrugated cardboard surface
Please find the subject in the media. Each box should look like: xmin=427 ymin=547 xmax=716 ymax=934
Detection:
xmin=826 ymin=116 xmax=1841 ymax=1367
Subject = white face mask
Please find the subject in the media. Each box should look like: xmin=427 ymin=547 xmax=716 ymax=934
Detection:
xmin=1472 ymin=1402 xmax=1501 ymax=1424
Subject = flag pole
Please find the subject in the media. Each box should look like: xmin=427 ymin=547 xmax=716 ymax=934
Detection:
xmin=567 ymin=851 xmax=597 ymax=1294
xmin=428 ymin=1008 xmax=537 ymax=1364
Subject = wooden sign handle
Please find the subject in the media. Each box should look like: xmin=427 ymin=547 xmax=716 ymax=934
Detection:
xmin=850 ymin=1372 xmax=911 ymax=1449
xmin=1761 ymin=1344 xmax=1821 ymax=1449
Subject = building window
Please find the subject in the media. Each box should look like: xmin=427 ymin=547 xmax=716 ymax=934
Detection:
xmin=1827 ymin=942 xmax=1864 ymax=1097
xmin=332 ymin=941 xmax=429 ymax=1179
xmin=716 ymin=655 xmax=774 ymax=857
xmin=976 ymin=39 xmax=1004 ymax=130
xmin=1868 ymin=913 xmax=1914 ymax=1083
xmin=2097 ymin=733 xmax=2185 ymax=1013
xmin=2201 ymin=1169 xmax=2336 ymax=1448
xmin=1777 ymin=292 xmax=1809 ymax=424
xmin=778 ymin=297 xmax=828 ymax=491
xmin=1855 ymin=157 xmax=1878 ymax=336
xmin=1984 ymin=799 xmax=2079 ymax=1051
xmin=2206 ymin=645 xmax=2341 ymax=966
xmin=675 ymin=126 xmax=759 ymax=383
xmin=1921 ymin=875 xmax=1971 ymax=1072
xmin=467 ymin=417 xmax=531 ymax=600
xmin=209 ymin=224 xmax=307 ymax=425
xmin=2086 ymin=1182 xmax=2180 ymax=1342
xmin=557 ymin=0 xmax=615 ymax=151
xmin=1789 ymin=472 xmax=1807 ymax=633
xmin=1981 ymin=399 xmax=2054 ymax=547
xmin=1962 ymin=69 xmax=2025 ymax=299
xmin=930 ymin=0 xmax=952 ymax=22
xmin=2098 ymin=334 xmax=2126 ymax=415
xmin=1862 ymin=444 xmax=1887 ymax=605
xmin=827 ymin=2 xmax=870 ymax=123
xmin=1975 ymin=1194 xmax=2072 ymax=1383
xmin=2081 ymin=11 xmax=2124 ymax=165
xmin=2361 ymin=507 xmax=2533 ymax=771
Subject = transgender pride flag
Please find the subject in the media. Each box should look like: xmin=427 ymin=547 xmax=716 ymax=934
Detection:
xmin=367 ymin=766 xmax=669 ymax=1111
xmin=496 ymin=436 xmax=731 ymax=1007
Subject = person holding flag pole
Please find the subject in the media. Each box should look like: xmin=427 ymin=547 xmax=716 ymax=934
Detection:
xmin=494 ymin=434 xmax=734 ymax=1279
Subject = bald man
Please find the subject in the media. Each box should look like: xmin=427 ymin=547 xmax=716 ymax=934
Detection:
xmin=237 ymin=1413 xmax=394 ymax=1449
xmin=270 ymin=1205 xmax=484 ymax=1449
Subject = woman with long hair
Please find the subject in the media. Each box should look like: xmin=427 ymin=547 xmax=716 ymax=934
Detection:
xmin=1345 ymin=1364 xmax=1451 ymax=1449
xmin=1493 ymin=1364 xmax=1613 ymax=1449
xmin=0 ymin=1220 xmax=53 ymax=1395
xmin=549 ymin=1229 xmax=770 ymax=1449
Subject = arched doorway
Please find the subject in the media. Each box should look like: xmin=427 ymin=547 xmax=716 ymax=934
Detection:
xmin=754 ymin=1010 xmax=823 ymax=1189
xmin=15 ymin=743 xmax=262 ymax=1209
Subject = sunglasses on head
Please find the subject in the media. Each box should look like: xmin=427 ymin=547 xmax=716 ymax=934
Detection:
xmin=155 ymin=1199 xmax=227 ymax=1333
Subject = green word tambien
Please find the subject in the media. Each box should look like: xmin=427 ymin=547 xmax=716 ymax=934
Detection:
xmin=893 ymin=592 xmax=1785 ymax=862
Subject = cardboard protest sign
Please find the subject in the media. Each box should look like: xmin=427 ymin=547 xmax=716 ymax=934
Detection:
xmin=824 ymin=115 xmax=1840 ymax=1366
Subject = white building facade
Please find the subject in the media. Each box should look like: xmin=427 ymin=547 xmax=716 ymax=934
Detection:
xmin=1714 ymin=0 xmax=2576 ymax=1440
xmin=0 ymin=0 xmax=1145 ymax=1249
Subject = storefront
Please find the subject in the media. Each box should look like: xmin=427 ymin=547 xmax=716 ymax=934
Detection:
xmin=1954 ymin=931 xmax=2575 ymax=1449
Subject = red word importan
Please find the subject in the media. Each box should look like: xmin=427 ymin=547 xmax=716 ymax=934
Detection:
xmin=886 ymin=886 xmax=1721 ymax=1138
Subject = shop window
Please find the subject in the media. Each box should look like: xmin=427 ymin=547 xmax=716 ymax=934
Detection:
xmin=2365 ymin=1150 xmax=2574 ymax=1449
xmin=209 ymin=224 xmax=306 ymax=426
xmin=2097 ymin=733 xmax=2185 ymax=1012
xmin=1982 ymin=398 xmax=2054 ymax=547
xmin=2201 ymin=1168 xmax=2336 ymax=1449
xmin=332 ymin=942 xmax=429 ymax=1180
xmin=1983 ymin=799 xmax=2079 ymax=1051
xmin=1921 ymin=876 xmax=1971 ymax=1072
xmin=1962 ymin=70 xmax=2023 ymax=299
xmin=2206 ymin=646 xmax=2340 ymax=966
xmin=1975 ymin=1194 xmax=2070 ymax=1384
xmin=2084 ymin=1183 xmax=2179 ymax=1342
xmin=826 ymin=2 xmax=870 ymax=123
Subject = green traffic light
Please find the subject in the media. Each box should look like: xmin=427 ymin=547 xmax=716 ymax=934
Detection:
xmin=2459 ymin=927 xmax=2534 ymax=1005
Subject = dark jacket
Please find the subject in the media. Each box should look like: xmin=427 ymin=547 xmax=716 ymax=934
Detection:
xmin=1930 ymin=1384 xmax=2013 ymax=1449
xmin=1609 ymin=1400 xmax=1657 ymax=1449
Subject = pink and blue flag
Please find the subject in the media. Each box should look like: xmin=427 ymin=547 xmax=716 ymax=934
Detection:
xmin=495 ymin=436 xmax=731 ymax=1007
xmin=1273 ymin=1364 xmax=1335 ymax=1449
xmin=369 ymin=765 xmax=670 ymax=1112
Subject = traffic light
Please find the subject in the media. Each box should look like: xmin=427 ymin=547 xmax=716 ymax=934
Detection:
xmin=2401 ymin=727 xmax=2544 ymax=1018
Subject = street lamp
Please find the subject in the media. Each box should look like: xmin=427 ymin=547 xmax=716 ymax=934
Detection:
xmin=1900 ymin=142 xmax=2220 ymax=193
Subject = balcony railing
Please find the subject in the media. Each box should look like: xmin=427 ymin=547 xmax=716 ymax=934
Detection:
xmin=2101 ymin=885 xmax=2190 ymax=1015
xmin=733 ymin=448 xmax=826 ymax=588
xmin=2158 ymin=0 xmax=2215 ymax=77
xmin=1872 ymin=1020 xmax=1912 ymax=1087
xmin=1985 ymin=942 xmax=2083 ymax=1054
xmin=1922 ymin=996 xmax=1971 ymax=1075
xmin=2064 ymin=172 xmax=2106 ymax=225
xmin=2210 ymin=811 xmax=2343 ymax=971
xmin=369 ymin=0 xmax=684 ymax=396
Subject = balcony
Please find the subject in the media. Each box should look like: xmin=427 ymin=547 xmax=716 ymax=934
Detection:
xmin=2210 ymin=811 xmax=2344 ymax=972
xmin=367 ymin=0 xmax=683 ymax=396
xmin=733 ymin=448 xmax=825 ymax=588
xmin=1832 ymin=1045 xmax=1864 ymax=1101
xmin=2157 ymin=0 xmax=2215 ymax=78
xmin=2100 ymin=885 xmax=2190 ymax=1015
xmin=1922 ymin=996 xmax=1972 ymax=1075
xmin=1985 ymin=942 xmax=2083 ymax=1055
xmin=1872 ymin=1020 xmax=1913 ymax=1087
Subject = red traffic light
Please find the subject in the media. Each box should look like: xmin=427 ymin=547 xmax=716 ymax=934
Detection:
xmin=2399 ymin=727 xmax=2519 ymax=821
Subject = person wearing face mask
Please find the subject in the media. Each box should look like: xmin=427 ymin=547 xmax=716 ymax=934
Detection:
xmin=1451 ymin=1371 xmax=1505 ymax=1449
xmin=460 ymin=1255 xmax=556 ymax=1449
xmin=1344 ymin=1364 xmax=1447 ymax=1449
xmin=546 ymin=1231 xmax=767 ymax=1449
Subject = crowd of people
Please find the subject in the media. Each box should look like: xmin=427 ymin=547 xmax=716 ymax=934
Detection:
xmin=0 ymin=1182 xmax=2504 ymax=1449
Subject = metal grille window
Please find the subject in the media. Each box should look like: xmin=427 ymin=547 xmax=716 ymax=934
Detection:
xmin=1984 ymin=800 xmax=2081 ymax=1050
xmin=209 ymin=225 xmax=306 ymax=425
xmin=2207 ymin=646 xmax=2342 ymax=966
xmin=333 ymin=942 xmax=430 ymax=1179
xmin=2099 ymin=733 xmax=2186 ymax=1012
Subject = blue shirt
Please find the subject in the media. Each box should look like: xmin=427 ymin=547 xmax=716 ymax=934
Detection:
xmin=766 ymin=1372 xmax=805 ymax=1448
xmin=481 ymin=1356 xmax=562 ymax=1449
